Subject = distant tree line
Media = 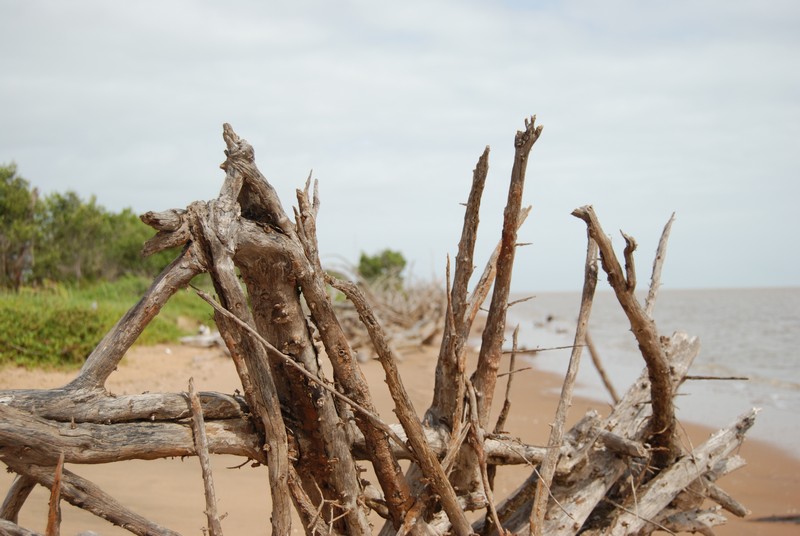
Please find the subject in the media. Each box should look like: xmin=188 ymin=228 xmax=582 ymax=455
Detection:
xmin=0 ymin=163 xmax=175 ymax=290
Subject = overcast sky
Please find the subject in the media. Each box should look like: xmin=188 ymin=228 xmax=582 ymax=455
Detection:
xmin=2 ymin=0 xmax=798 ymax=291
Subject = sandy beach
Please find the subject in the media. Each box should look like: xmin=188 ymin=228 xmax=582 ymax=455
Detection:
xmin=1 ymin=342 xmax=798 ymax=535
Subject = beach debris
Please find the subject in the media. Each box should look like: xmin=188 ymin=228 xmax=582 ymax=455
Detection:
xmin=0 ymin=118 xmax=756 ymax=535
xmin=330 ymin=275 xmax=446 ymax=359
xmin=180 ymin=327 xmax=225 ymax=349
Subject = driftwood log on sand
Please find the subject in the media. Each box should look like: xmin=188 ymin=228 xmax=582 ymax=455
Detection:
xmin=0 ymin=118 xmax=755 ymax=535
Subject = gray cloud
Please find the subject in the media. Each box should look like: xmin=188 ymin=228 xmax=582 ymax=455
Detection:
xmin=2 ymin=0 xmax=798 ymax=290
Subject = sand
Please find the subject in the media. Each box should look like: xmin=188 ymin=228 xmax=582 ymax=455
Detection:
xmin=1 ymin=342 xmax=798 ymax=535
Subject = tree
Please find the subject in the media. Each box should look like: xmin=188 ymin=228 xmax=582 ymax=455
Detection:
xmin=358 ymin=249 xmax=406 ymax=283
xmin=0 ymin=163 xmax=38 ymax=291
xmin=1 ymin=165 xmax=180 ymax=288
xmin=104 ymin=208 xmax=177 ymax=279
xmin=32 ymin=192 xmax=176 ymax=284
xmin=34 ymin=191 xmax=111 ymax=282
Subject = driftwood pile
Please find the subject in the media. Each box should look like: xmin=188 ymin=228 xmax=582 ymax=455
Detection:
xmin=332 ymin=276 xmax=445 ymax=361
xmin=0 ymin=118 xmax=755 ymax=535
xmin=179 ymin=279 xmax=446 ymax=360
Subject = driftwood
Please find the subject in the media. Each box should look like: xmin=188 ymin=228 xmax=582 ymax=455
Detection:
xmin=331 ymin=276 xmax=446 ymax=361
xmin=0 ymin=118 xmax=756 ymax=535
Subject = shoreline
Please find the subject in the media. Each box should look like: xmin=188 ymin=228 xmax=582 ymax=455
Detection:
xmin=1 ymin=342 xmax=798 ymax=534
xmin=504 ymin=288 xmax=800 ymax=458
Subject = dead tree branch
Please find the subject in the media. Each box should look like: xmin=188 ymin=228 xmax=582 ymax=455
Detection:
xmin=430 ymin=146 xmax=490 ymax=433
xmin=572 ymin=205 xmax=678 ymax=468
xmin=45 ymin=453 xmax=64 ymax=536
xmin=194 ymin=286 xmax=412 ymax=459
xmin=585 ymin=331 xmax=620 ymax=404
xmin=605 ymin=410 xmax=756 ymax=535
xmin=187 ymin=378 xmax=224 ymax=536
xmin=0 ymin=475 xmax=35 ymax=524
xmin=67 ymin=249 xmax=203 ymax=390
xmin=474 ymin=116 xmax=543 ymax=427
xmin=530 ymin=237 xmax=598 ymax=535
xmin=329 ymin=277 xmax=473 ymax=535
xmin=0 ymin=519 xmax=40 ymax=536
xmin=645 ymin=212 xmax=676 ymax=318
xmin=465 ymin=206 xmax=531 ymax=333
xmin=3 ymin=460 xmax=181 ymax=536
xmin=493 ymin=325 xmax=520 ymax=436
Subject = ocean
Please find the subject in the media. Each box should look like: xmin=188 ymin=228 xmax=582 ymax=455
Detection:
xmin=503 ymin=287 xmax=800 ymax=458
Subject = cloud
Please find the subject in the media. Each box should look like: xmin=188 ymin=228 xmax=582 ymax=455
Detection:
xmin=1 ymin=0 xmax=798 ymax=290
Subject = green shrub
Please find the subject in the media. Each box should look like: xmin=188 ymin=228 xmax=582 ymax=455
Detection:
xmin=358 ymin=249 xmax=407 ymax=283
xmin=0 ymin=292 xmax=109 ymax=367
xmin=0 ymin=276 xmax=215 ymax=369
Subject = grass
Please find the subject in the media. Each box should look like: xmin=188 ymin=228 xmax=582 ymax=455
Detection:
xmin=0 ymin=275 xmax=215 ymax=369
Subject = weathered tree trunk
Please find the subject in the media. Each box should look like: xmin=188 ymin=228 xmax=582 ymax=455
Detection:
xmin=0 ymin=119 xmax=756 ymax=536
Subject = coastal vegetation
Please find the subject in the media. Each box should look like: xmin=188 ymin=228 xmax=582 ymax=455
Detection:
xmin=1 ymin=164 xmax=424 ymax=369
xmin=1 ymin=163 xmax=175 ymax=290
xmin=0 ymin=276 xmax=214 ymax=368
xmin=0 ymin=163 xmax=214 ymax=367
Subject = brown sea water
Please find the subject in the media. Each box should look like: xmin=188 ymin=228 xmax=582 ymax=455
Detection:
xmin=506 ymin=287 xmax=800 ymax=458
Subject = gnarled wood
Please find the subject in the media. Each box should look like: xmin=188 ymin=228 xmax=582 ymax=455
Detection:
xmin=0 ymin=475 xmax=35 ymax=525
xmin=572 ymin=205 xmax=678 ymax=468
xmin=331 ymin=277 xmax=472 ymax=535
xmin=0 ymin=518 xmax=40 ymax=536
xmin=0 ymin=403 xmax=262 ymax=465
xmin=605 ymin=410 xmax=756 ymax=535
